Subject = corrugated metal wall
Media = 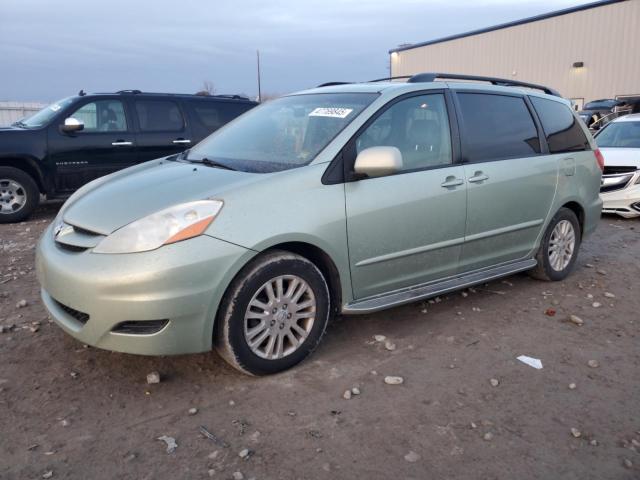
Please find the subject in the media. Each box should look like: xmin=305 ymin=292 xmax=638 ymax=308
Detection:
xmin=391 ymin=0 xmax=640 ymax=105
xmin=0 ymin=101 xmax=47 ymax=127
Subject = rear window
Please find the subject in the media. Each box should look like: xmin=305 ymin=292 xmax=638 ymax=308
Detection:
xmin=530 ymin=97 xmax=590 ymax=153
xmin=457 ymin=93 xmax=541 ymax=162
xmin=135 ymin=100 xmax=184 ymax=132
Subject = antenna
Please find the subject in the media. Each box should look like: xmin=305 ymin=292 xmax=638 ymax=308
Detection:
xmin=256 ymin=50 xmax=262 ymax=103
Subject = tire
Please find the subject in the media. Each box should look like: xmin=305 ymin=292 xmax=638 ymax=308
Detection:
xmin=0 ymin=167 xmax=39 ymax=224
xmin=215 ymin=250 xmax=331 ymax=375
xmin=529 ymin=208 xmax=581 ymax=282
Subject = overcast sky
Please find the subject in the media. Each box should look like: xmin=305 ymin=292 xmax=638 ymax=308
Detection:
xmin=0 ymin=0 xmax=593 ymax=102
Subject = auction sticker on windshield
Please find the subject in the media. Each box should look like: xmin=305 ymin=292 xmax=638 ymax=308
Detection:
xmin=309 ymin=107 xmax=353 ymax=118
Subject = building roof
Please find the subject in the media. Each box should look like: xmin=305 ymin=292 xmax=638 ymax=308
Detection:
xmin=389 ymin=0 xmax=628 ymax=53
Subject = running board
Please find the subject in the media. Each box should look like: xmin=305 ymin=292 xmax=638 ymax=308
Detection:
xmin=342 ymin=259 xmax=537 ymax=315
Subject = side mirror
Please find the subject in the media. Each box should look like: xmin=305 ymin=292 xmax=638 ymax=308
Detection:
xmin=354 ymin=146 xmax=403 ymax=178
xmin=60 ymin=117 xmax=84 ymax=133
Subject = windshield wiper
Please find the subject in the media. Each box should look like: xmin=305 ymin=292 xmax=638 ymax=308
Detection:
xmin=12 ymin=120 xmax=27 ymax=128
xmin=188 ymin=157 xmax=236 ymax=171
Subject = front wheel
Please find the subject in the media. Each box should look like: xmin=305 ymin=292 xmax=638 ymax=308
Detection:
xmin=215 ymin=251 xmax=331 ymax=375
xmin=529 ymin=207 xmax=581 ymax=281
xmin=0 ymin=167 xmax=39 ymax=224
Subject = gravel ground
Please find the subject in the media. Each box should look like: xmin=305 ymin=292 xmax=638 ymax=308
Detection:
xmin=1 ymin=203 xmax=639 ymax=480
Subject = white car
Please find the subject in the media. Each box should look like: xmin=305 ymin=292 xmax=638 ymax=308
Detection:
xmin=596 ymin=114 xmax=640 ymax=218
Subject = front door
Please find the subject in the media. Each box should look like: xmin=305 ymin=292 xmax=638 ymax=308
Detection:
xmin=345 ymin=92 xmax=467 ymax=299
xmin=47 ymin=98 xmax=137 ymax=194
xmin=454 ymin=92 xmax=558 ymax=272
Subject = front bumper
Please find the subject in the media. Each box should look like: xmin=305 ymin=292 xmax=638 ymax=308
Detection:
xmin=36 ymin=225 xmax=254 ymax=355
xmin=601 ymin=183 xmax=640 ymax=218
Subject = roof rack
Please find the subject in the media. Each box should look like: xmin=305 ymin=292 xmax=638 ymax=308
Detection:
xmin=117 ymin=89 xmax=142 ymax=94
xmin=405 ymin=73 xmax=561 ymax=96
xmin=368 ymin=76 xmax=412 ymax=83
xmin=317 ymin=72 xmax=560 ymax=97
xmin=316 ymin=82 xmax=352 ymax=87
xmin=213 ymin=94 xmax=251 ymax=100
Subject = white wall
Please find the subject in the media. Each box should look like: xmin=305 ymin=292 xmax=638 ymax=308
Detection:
xmin=0 ymin=101 xmax=47 ymax=127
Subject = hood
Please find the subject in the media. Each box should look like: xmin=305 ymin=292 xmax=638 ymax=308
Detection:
xmin=599 ymin=147 xmax=640 ymax=168
xmin=63 ymin=160 xmax=261 ymax=234
xmin=0 ymin=125 xmax=25 ymax=132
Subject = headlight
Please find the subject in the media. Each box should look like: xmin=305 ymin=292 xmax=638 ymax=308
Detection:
xmin=93 ymin=200 xmax=223 ymax=254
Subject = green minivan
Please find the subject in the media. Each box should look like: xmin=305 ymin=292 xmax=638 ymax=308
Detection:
xmin=36 ymin=73 xmax=603 ymax=375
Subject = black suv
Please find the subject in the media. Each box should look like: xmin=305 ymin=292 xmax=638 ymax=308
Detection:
xmin=0 ymin=90 xmax=257 ymax=222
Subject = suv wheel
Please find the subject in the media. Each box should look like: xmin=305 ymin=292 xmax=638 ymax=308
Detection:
xmin=529 ymin=208 xmax=581 ymax=281
xmin=215 ymin=251 xmax=330 ymax=375
xmin=0 ymin=167 xmax=39 ymax=224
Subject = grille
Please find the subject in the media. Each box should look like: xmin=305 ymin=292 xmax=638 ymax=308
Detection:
xmin=600 ymin=173 xmax=634 ymax=193
xmin=53 ymin=298 xmax=90 ymax=324
xmin=55 ymin=243 xmax=88 ymax=253
xmin=112 ymin=320 xmax=169 ymax=335
xmin=603 ymin=166 xmax=637 ymax=175
xmin=54 ymin=223 xmax=104 ymax=252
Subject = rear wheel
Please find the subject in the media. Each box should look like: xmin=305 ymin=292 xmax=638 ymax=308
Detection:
xmin=529 ymin=208 xmax=581 ymax=281
xmin=0 ymin=167 xmax=39 ymax=223
xmin=215 ymin=251 xmax=330 ymax=375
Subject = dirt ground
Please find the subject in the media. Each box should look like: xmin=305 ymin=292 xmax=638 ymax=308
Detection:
xmin=0 ymin=203 xmax=639 ymax=480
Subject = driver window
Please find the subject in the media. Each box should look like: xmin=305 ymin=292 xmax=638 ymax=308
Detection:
xmin=356 ymin=93 xmax=452 ymax=171
xmin=70 ymin=100 xmax=128 ymax=132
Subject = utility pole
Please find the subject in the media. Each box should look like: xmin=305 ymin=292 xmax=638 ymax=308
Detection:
xmin=256 ymin=49 xmax=262 ymax=102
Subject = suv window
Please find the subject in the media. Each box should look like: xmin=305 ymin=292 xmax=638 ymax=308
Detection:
xmin=135 ymin=100 xmax=184 ymax=132
xmin=457 ymin=93 xmax=541 ymax=162
xmin=70 ymin=100 xmax=128 ymax=132
xmin=530 ymin=97 xmax=590 ymax=153
xmin=190 ymin=101 xmax=253 ymax=130
xmin=356 ymin=93 xmax=452 ymax=171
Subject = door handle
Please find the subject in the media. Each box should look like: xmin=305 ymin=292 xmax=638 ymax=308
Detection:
xmin=172 ymin=139 xmax=191 ymax=145
xmin=440 ymin=176 xmax=464 ymax=188
xmin=468 ymin=171 xmax=489 ymax=183
xmin=112 ymin=141 xmax=133 ymax=146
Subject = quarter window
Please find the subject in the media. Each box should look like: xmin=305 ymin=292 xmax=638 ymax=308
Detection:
xmin=192 ymin=103 xmax=223 ymax=130
xmin=70 ymin=100 xmax=128 ymax=132
xmin=530 ymin=97 xmax=590 ymax=153
xmin=135 ymin=100 xmax=184 ymax=132
xmin=356 ymin=93 xmax=452 ymax=171
xmin=457 ymin=93 xmax=541 ymax=162
xmin=190 ymin=102 xmax=253 ymax=130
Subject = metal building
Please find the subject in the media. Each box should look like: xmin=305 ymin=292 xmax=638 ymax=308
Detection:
xmin=389 ymin=0 xmax=640 ymax=109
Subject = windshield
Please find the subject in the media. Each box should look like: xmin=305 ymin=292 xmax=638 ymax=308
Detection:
xmin=596 ymin=121 xmax=640 ymax=148
xmin=16 ymin=97 xmax=76 ymax=128
xmin=187 ymin=92 xmax=378 ymax=173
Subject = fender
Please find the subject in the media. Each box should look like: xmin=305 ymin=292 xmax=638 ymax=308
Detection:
xmin=0 ymin=154 xmax=47 ymax=193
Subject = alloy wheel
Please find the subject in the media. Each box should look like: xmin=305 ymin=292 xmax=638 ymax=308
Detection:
xmin=548 ymin=220 xmax=576 ymax=271
xmin=0 ymin=178 xmax=27 ymax=214
xmin=243 ymin=275 xmax=316 ymax=360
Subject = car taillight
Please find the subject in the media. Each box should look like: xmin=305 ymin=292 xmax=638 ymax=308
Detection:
xmin=594 ymin=148 xmax=605 ymax=172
